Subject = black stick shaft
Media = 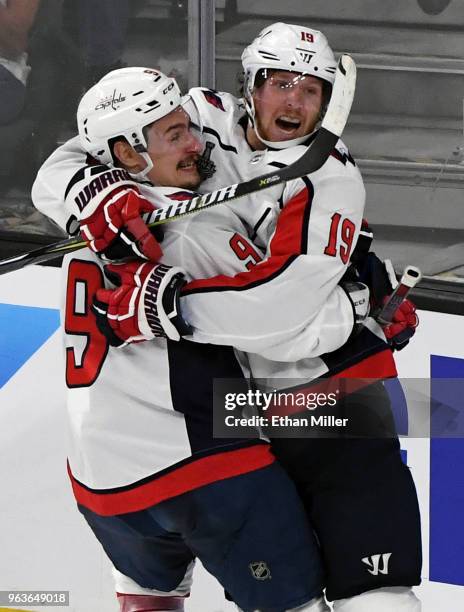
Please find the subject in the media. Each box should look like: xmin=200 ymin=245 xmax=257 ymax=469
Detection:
xmin=0 ymin=56 xmax=356 ymax=276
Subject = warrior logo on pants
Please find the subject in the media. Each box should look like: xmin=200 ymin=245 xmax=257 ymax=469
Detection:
xmin=362 ymin=552 xmax=392 ymax=576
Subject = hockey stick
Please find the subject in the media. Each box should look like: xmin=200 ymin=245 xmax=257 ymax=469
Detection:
xmin=0 ymin=54 xmax=356 ymax=276
xmin=376 ymin=265 xmax=422 ymax=325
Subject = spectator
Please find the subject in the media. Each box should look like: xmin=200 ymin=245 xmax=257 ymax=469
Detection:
xmin=0 ymin=0 xmax=40 ymax=124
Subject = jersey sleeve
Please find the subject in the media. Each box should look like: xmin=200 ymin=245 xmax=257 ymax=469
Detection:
xmin=32 ymin=136 xmax=89 ymax=233
xmin=247 ymin=290 xmax=355 ymax=362
xmin=185 ymin=87 xmax=238 ymax=131
xmin=180 ymin=153 xmax=365 ymax=358
xmin=31 ymin=136 xmax=140 ymax=234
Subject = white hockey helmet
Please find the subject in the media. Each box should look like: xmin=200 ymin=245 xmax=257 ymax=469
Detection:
xmin=241 ymin=23 xmax=337 ymax=148
xmin=77 ymin=67 xmax=182 ymax=178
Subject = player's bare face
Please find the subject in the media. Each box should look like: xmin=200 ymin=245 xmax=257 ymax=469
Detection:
xmin=252 ymin=72 xmax=323 ymax=146
xmin=145 ymin=108 xmax=202 ymax=188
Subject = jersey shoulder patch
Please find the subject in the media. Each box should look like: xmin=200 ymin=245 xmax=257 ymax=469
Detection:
xmin=201 ymin=89 xmax=226 ymax=112
xmin=189 ymin=87 xmax=239 ymax=116
xmin=331 ymin=138 xmax=356 ymax=167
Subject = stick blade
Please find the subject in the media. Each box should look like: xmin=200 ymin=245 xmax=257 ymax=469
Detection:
xmin=322 ymin=54 xmax=357 ymax=138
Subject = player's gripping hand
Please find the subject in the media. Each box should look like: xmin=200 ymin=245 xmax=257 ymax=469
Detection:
xmin=381 ymin=297 xmax=419 ymax=351
xmin=92 ymin=261 xmax=192 ymax=347
xmin=80 ymin=188 xmax=163 ymax=262
xmin=357 ymin=252 xmax=419 ymax=350
xmin=354 ymin=251 xmax=397 ymax=308
xmin=340 ymin=281 xmax=370 ymax=323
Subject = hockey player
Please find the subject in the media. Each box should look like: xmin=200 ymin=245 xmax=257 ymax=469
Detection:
xmin=32 ymin=25 xmax=421 ymax=612
xmin=39 ymin=67 xmax=374 ymax=612
xmin=86 ymin=26 xmax=421 ymax=612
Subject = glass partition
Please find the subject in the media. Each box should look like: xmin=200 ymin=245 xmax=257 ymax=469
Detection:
xmin=2 ymin=0 xmax=463 ymax=285
xmin=0 ymin=0 xmax=189 ymax=242
xmin=215 ymin=0 xmax=464 ymax=282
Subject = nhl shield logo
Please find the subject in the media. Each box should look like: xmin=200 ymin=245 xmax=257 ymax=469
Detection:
xmin=249 ymin=561 xmax=272 ymax=580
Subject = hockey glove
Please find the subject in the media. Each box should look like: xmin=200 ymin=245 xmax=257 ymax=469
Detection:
xmin=355 ymin=252 xmax=397 ymax=309
xmin=92 ymin=261 xmax=192 ymax=347
xmin=381 ymin=297 xmax=419 ymax=351
xmin=341 ymin=281 xmax=370 ymax=324
xmin=349 ymin=218 xmax=374 ymax=273
xmin=80 ymin=188 xmax=163 ymax=262
xmin=357 ymin=253 xmax=419 ymax=350
xmin=344 ymin=247 xmax=419 ymax=350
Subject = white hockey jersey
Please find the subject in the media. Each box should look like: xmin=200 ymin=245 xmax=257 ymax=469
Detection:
xmin=179 ymin=88 xmax=397 ymax=380
xmin=62 ymin=187 xmax=279 ymax=517
xmin=32 ymin=88 xmax=397 ymax=515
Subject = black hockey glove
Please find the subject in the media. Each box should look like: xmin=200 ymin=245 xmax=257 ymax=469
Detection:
xmin=356 ymin=252 xmax=397 ymax=311
xmin=349 ymin=218 xmax=374 ymax=274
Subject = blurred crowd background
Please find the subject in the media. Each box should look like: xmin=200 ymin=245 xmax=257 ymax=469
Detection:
xmin=0 ymin=0 xmax=463 ymax=281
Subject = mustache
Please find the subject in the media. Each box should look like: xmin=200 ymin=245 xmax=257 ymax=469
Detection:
xmin=177 ymin=155 xmax=199 ymax=169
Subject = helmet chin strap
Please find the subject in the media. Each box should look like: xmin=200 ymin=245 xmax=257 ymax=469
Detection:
xmin=255 ymin=127 xmax=316 ymax=149
xmin=128 ymin=151 xmax=154 ymax=182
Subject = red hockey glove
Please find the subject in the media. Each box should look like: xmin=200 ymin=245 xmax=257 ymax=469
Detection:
xmin=92 ymin=261 xmax=192 ymax=347
xmin=80 ymin=188 xmax=163 ymax=262
xmin=381 ymin=297 xmax=419 ymax=351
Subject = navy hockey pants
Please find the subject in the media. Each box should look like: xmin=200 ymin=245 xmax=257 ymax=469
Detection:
xmin=79 ymin=461 xmax=325 ymax=612
xmin=270 ymin=381 xmax=422 ymax=601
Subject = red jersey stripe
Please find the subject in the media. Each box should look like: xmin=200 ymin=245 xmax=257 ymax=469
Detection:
xmin=332 ymin=347 xmax=397 ymax=380
xmin=267 ymin=349 xmax=397 ymax=418
xmin=182 ymin=186 xmax=312 ymax=294
xmin=68 ymin=444 xmax=275 ymax=516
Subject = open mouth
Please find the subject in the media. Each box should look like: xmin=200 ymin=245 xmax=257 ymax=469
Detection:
xmin=275 ymin=116 xmax=302 ymax=132
xmin=177 ymin=158 xmax=198 ymax=171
